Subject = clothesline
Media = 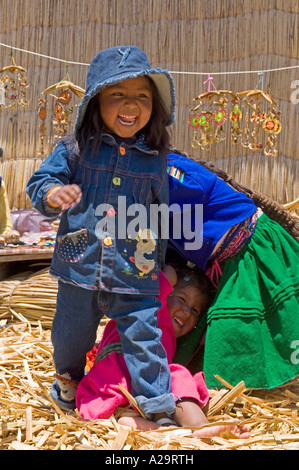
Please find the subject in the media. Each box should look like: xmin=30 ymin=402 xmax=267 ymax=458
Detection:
xmin=1 ymin=42 xmax=299 ymax=76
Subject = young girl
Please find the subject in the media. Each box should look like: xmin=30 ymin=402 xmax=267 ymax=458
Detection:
xmin=76 ymin=264 xmax=249 ymax=438
xmin=166 ymin=152 xmax=299 ymax=391
xmin=26 ymin=46 xmax=176 ymax=419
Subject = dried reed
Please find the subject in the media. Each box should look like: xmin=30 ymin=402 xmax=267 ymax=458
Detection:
xmin=0 ymin=268 xmax=58 ymax=328
xmin=1 ymin=320 xmax=299 ymax=450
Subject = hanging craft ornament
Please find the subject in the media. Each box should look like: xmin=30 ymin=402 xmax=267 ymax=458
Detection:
xmin=237 ymin=89 xmax=282 ymax=156
xmin=37 ymin=76 xmax=85 ymax=155
xmin=229 ymin=100 xmax=243 ymax=144
xmin=37 ymin=98 xmax=48 ymax=155
xmin=0 ymin=54 xmax=29 ymax=108
xmin=42 ymin=78 xmax=85 ymax=140
xmin=188 ymin=89 xmax=239 ymax=150
xmin=188 ymin=71 xmax=281 ymax=156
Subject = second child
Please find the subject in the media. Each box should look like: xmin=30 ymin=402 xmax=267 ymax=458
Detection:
xmin=76 ymin=265 xmax=249 ymax=438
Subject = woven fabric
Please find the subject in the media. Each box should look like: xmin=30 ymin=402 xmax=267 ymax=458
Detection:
xmin=94 ymin=341 xmax=122 ymax=364
xmin=175 ymin=214 xmax=299 ymax=389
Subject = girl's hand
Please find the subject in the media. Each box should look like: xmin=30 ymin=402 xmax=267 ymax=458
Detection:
xmin=46 ymin=184 xmax=82 ymax=210
xmin=162 ymin=265 xmax=177 ymax=286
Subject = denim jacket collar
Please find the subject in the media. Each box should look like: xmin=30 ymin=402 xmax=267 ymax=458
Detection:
xmin=102 ymin=132 xmax=158 ymax=155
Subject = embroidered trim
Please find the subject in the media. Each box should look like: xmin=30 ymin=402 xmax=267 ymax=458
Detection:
xmin=206 ymin=210 xmax=259 ymax=287
xmin=94 ymin=341 xmax=122 ymax=364
xmin=167 ymin=165 xmax=185 ymax=182
xmin=215 ymin=211 xmax=258 ymax=262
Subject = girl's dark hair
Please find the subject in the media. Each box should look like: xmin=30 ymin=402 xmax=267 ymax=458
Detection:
xmin=75 ymin=95 xmax=104 ymax=157
xmin=141 ymin=79 xmax=171 ymax=155
xmin=173 ymin=264 xmax=215 ymax=314
xmin=73 ymin=78 xmax=171 ymax=158
xmin=170 ymin=148 xmax=299 ymax=243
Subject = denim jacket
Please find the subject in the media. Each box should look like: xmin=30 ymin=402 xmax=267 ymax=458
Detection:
xmin=26 ymin=134 xmax=169 ymax=294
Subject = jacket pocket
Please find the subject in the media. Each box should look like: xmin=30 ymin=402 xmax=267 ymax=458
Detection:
xmin=57 ymin=228 xmax=88 ymax=263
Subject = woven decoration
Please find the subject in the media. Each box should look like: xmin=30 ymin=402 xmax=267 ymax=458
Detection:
xmin=37 ymin=78 xmax=85 ymax=155
xmin=0 ymin=55 xmax=29 ymax=108
xmin=237 ymin=89 xmax=282 ymax=156
xmin=37 ymin=97 xmax=48 ymax=155
xmin=188 ymin=90 xmax=241 ymax=150
xmin=188 ymin=78 xmax=282 ymax=156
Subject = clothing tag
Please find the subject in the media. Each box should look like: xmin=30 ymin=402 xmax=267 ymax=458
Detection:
xmin=167 ymin=165 xmax=185 ymax=182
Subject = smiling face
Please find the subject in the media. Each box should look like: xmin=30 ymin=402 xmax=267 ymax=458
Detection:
xmin=98 ymin=76 xmax=153 ymax=139
xmin=167 ymin=282 xmax=205 ymax=338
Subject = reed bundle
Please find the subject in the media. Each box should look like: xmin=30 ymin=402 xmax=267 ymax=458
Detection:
xmin=0 ymin=268 xmax=58 ymax=328
xmin=1 ymin=321 xmax=299 ymax=450
xmin=0 ymin=0 xmax=298 ymax=208
xmin=0 ymin=158 xmax=43 ymax=210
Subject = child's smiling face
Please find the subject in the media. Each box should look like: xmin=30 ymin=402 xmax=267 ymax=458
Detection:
xmin=167 ymin=283 xmax=204 ymax=338
xmin=98 ymin=76 xmax=153 ymax=139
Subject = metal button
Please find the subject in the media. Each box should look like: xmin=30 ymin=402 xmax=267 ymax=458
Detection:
xmin=112 ymin=177 xmax=121 ymax=186
xmin=107 ymin=207 xmax=116 ymax=217
xmin=103 ymin=237 xmax=112 ymax=247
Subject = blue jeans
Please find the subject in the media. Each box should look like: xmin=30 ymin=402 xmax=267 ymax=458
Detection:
xmin=51 ymin=280 xmax=176 ymax=418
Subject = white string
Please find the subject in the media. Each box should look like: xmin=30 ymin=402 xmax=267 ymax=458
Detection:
xmin=169 ymin=66 xmax=299 ymax=75
xmin=0 ymin=42 xmax=90 ymax=66
xmin=1 ymin=42 xmax=299 ymax=75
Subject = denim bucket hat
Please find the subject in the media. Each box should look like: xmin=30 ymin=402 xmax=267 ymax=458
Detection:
xmin=74 ymin=46 xmax=175 ymax=133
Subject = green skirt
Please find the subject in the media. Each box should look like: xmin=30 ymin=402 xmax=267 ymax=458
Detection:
xmin=174 ymin=214 xmax=299 ymax=389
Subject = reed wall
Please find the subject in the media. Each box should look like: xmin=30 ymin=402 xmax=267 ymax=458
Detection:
xmin=0 ymin=0 xmax=298 ymax=209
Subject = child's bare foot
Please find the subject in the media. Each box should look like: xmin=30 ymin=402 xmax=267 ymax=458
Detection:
xmin=118 ymin=415 xmax=161 ymax=431
xmin=118 ymin=415 xmax=250 ymax=440
xmin=193 ymin=422 xmax=250 ymax=439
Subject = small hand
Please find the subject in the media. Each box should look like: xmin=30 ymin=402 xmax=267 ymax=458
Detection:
xmin=47 ymin=184 xmax=82 ymax=210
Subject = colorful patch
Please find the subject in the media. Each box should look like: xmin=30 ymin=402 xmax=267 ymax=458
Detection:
xmin=134 ymin=229 xmax=156 ymax=275
xmin=167 ymin=165 xmax=185 ymax=182
xmin=121 ymin=229 xmax=158 ymax=280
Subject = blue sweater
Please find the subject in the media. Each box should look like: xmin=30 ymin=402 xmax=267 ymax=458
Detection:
xmin=167 ymin=153 xmax=257 ymax=270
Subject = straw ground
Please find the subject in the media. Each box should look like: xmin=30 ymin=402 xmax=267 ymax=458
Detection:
xmin=0 ymin=268 xmax=299 ymax=450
